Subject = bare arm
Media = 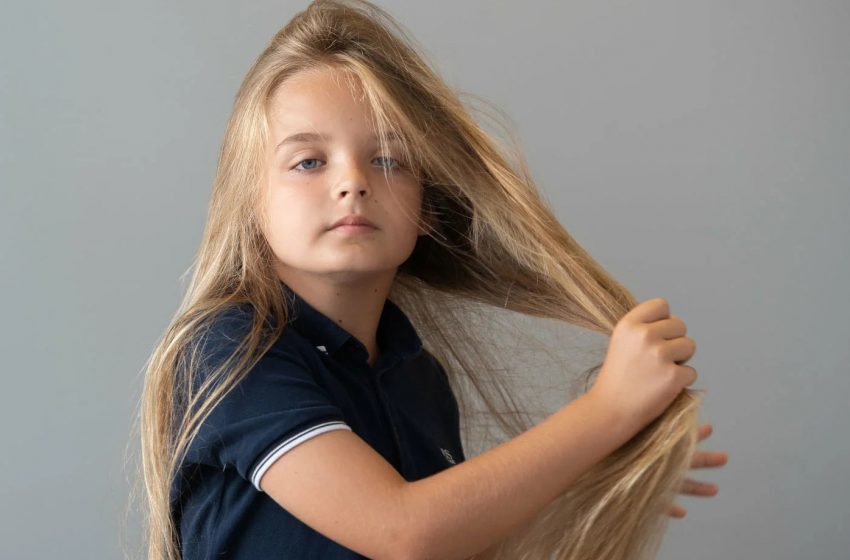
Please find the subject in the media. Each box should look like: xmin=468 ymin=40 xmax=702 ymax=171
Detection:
xmin=403 ymin=392 xmax=635 ymax=560
xmin=466 ymin=542 xmax=501 ymax=560
xmin=259 ymin=428 xmax=412 ymax=559
xmin=259 ymin=392 xmax=634 ymax=560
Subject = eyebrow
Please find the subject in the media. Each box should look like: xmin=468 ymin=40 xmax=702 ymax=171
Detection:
xmin=275 ymin=131 xmax=402 ymax=152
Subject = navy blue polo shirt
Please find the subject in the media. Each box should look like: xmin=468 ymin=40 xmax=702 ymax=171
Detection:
xmin=170 ymin=283 xmax=466 ymax=559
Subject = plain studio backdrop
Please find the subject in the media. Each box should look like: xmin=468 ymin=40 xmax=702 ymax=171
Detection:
xmin=1 ymin=1 xmax=847 ymax=559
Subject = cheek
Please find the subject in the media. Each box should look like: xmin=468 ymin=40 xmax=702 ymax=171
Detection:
xmin=267 ymin=186 xmax=317 ymax=221
xmin=391 ymin=190 xmax=426 ymax=240
xmin=263 ymin=194 xmax=309 ymax=247
xmin=387 ymin=180 xmax=423 ymax=213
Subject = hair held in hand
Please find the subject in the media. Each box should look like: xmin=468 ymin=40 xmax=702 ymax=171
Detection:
xmin=134 ymin=1 xmax=703 ymax=558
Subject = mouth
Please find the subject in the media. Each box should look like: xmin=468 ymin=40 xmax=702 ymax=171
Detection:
xmin=329 ymin=224 xmax=378 ymax=234
xmin=329 ymin=214 xmax=378 ymax=230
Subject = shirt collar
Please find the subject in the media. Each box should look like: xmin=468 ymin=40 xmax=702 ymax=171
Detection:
xmin=279 ymin=281 xmax=422 ymax=369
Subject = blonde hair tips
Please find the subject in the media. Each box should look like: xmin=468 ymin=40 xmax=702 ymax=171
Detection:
xmin=128 ymin=2 xmax=703 ymax=559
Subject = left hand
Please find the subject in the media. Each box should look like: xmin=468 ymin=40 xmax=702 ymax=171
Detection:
xmin=667 ymin=423 xmax=728 ymax=519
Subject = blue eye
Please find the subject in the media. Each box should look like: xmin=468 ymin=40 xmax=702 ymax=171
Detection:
xmin=293 ymin=158 xmax=322 ymax=172
xmin=374 ymin=156 xmax=400 ymax=169
xmin=291 ymin=156 xmax=401 ymax=173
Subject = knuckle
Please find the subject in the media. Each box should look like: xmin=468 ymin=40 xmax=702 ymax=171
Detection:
xmin=613 ymin=318 xmax=626 ymax=335
xmin=671 ymin=314 xmax=687 ymax=335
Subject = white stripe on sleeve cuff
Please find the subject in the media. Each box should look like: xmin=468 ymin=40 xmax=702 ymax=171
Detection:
xmin=250 ymin=421 xmax=352 ymax=491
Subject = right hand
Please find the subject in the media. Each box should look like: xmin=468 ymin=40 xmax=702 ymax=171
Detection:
xmin=587 ymin=297 xmax=698 ymax=433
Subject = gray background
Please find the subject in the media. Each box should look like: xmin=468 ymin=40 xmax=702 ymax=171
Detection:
xmin=2 ymin=1 xmax=848 ymax=559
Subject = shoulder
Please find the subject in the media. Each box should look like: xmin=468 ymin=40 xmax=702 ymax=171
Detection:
xmin=195 ymin=303 xmax=305 ymax=359
xmin=179 ymin=305 xmax=337 ymax=427
xmin=195 ymin=303 xmax=255 ymax=348
xmin=186 ymin=304 xmax=314 ymax=390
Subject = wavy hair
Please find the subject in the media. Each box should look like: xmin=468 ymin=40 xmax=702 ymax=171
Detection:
xmin=129 ymin=1 xmax=703 ymax=558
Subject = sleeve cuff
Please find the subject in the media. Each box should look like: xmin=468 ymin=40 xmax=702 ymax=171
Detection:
xmin=250 ymin=421 xmax=353 ymax=491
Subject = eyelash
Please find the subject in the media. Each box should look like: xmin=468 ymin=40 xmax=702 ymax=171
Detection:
xmin=291 ymin=156 xmax=402 ymax=173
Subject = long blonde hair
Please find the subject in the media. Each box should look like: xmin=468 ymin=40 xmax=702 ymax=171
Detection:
xmin=130 ymin=1 xmax=702 ymax=558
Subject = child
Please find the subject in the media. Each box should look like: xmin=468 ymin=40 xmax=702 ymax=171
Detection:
xmin=138 ymin=1 xmax=726 ymax=559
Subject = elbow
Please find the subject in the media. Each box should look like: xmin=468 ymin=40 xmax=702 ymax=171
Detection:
xmin=384 ymin=485 xmax=433 ymax=560
xmin=385 ymin=510 xmax=433 ymax=560
xmin=390 ymin=531 xmax=431 ymax=560
xmin=393 ymin=527 xmax=496 ymax=560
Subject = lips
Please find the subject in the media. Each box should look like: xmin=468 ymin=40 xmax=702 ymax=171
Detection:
xmin=329 ymin=214 xmax=377 ymax=229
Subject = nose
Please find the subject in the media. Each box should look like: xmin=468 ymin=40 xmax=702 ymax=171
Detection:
xmin=332 ymin=158 xmax=371 ymax=200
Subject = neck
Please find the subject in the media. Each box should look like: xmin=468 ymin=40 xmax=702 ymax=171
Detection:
xmin=278 ymin=268 xmax=396 ymax=367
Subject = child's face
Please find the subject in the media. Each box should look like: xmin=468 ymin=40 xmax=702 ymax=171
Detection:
xmin=262 ymin=66 xmax=427 ymax=286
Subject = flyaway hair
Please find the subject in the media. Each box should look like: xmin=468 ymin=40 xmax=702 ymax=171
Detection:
xmin=129 ymin=1 xmax=703 ymax=558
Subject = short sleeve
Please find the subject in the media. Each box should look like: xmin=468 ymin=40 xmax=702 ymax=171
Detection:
xmin=183 ymin=309 xmax=351 ymax=491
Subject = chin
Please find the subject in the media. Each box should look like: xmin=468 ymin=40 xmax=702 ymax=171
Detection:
xmin=320 ymin=268 xmax=387 ymax=284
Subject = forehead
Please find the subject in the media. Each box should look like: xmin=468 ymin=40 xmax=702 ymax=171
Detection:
xmin=268 ymin=67 xmax=376 ymax=135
